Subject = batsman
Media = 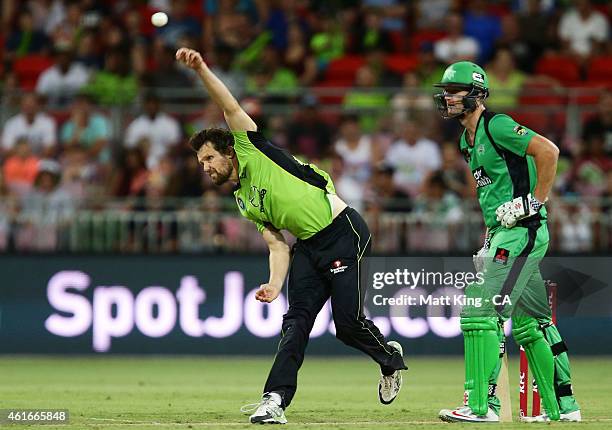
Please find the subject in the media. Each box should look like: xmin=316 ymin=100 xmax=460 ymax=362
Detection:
xmin=433 ymin=62 xmax=581 ymax=423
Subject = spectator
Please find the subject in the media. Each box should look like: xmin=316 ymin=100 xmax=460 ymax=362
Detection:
xmin=284 ymin=22 xmax=318 ymax=86
xmin=124 ymin=93 xmax=182 ymax=169
xmin=569 ymin=126 xmax=611 ymax=197
xmin=463 ymin=0 xmax=502 ymax=64
xmin=582 ymin=89 xmax=612 ymax=157
xmin=59 ymin=145 xmax=98 ymax=201
xmin=329 ymin=153 xmax=364 ymax=212
xmin=434 ymin=13 xmax=479 ymax=64
xmin=385 ymin=120 xmax=442 ymax=197
xmin=75 ymin=30 xmax=104 ymax=70
xmin=410 ymin=171 xmax=463 ymax=251
xmin=245 ymin=46 xmax=299 ymax=100
xmin=203 ymin=0 xmax=260 ymax=51
xmin=50 ymin=0 xmax=83 ymax=47
xmin=185 ymin=100 xmax=227 ymax=137
xmin=35 ymin=43 xmax=90 ymax=106
xmin=0 ymin=169 xmax=15 ymax=251
xmin=353 ymin=7 xmax=395 ymax=53
xmin=16 ymin=160 xmax=74 ymax=251
xmin=514 ymin=3 xmax=554 ymax=73
xmin=60 ymin=93 xmax=111 ymax=164
xmin=366 ymin=163 xmax=411 ymax=212
xmin=166 ymin=154 xmax=205 ymax=197
xmin=556 ymin=201 xmax=594 ymax=252
xmin=415 ymin=0 xmax=454 ymax=30
xmin=362 ymin=0 xmax=407 ymax=32
xmin=334 ymin=114 xmax=373 ymax=188
xmin=286 ymin=94 xmax=332 ymax=160
xmin=415 ymin=41 xmax=447 ymax=90
xmin=391 ymin=71 xmax=434 ymax=122
xmin=437 ymin=141 xmax=475 ymax=199
xmin=559 ymin=0 xmax=609 ymax=61
xmin=144 ymin=45 xmax=193 ymax=93
xmin=310 ymin=16 xmax=345 ymax=70
xmin=4 ymin=8 xmax=50 ymax=62
xmin=85 ymin=49 xmax=138 ymax=105
xmin=485 ymin=47 xmax=526 ymax=110
xmin=1 ymin=92 xmax=57 ymax=157
xmin=206 ymin=44 xmax=247 ymax=99
xmin=110 ymin=147 xmax=149 ymax=197
xmin=156 ymin=0 xmax=202 ymax=47
xmin=343 ymin=64 xmax=389 ymax=132
xmin=363 ymin=47 xmax=401 ymax=87
xmin=2 ymin=138 xmax=40 ymax=195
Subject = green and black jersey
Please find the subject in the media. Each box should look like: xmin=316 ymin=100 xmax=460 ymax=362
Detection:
xmin=232 ymin=131 xmax=336 ymax=240
xmin=459 ymin=110 xmax=547 ymax=230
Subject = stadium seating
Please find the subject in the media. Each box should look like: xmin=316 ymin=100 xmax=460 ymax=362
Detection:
xmin=325 ymin=56 xmax=365 ymax=85
xmin=534 ymin=55 xmax=581 ymax=86
xmin=13 ymin=55 xmax=54 ymax=90
xmin=384 ymin=54 xmax=419 ymax=75
xmin=587 ymin=56 xmax=612 ymax=85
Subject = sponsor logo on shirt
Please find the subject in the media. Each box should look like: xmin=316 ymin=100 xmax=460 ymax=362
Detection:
xmin=472 ymin=166 xmax=493 ymax=188
xmin=494 ymin=247 xmax=510 ymax=265
xmin=248 ymin=185 xmax=268 ymax=212
xmin=330 ymin=260 xmax=348 ymax=274
xmin=513 ymin=125 xmax=527 ymax=136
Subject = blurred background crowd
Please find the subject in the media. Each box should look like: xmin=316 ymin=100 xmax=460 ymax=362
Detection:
xmin=1 ymin=0 xmax=611 ymax=254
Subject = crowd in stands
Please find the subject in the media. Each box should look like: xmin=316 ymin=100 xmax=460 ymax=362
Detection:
xmin=0 ymin=0 xmax=611 ymax=252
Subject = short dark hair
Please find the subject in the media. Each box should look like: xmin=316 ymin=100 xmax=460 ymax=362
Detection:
xmin=189 ymin=128 xmax=234 ymax=154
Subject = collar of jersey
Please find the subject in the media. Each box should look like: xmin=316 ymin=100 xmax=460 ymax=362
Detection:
xmin=466 ymin=110 xmax=485 ymax=148
xmin=233 ymin=160 xmax=247 ymax=192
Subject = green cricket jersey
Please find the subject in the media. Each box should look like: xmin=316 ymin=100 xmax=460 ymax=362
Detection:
xmin=231 ymin=130 xmax=336 ymax=239
xmin=459 ymin=111 xmax=547 ymax=230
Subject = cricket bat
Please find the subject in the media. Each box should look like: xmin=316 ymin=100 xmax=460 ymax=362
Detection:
xmin=498 ymin=350 xmax=513 ymax=422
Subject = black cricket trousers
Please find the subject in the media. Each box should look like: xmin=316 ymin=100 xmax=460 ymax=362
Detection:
xmin=263 ymin=207 xmax=407 ymax=407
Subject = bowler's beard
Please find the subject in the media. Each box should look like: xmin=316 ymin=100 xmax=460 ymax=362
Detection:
xmin=210 ymin=160 xmax=233 ymax=185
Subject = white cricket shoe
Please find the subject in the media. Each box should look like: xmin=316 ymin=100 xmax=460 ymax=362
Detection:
xmin=241 ymin=392 xmax=287 ymax=424
xmin=520 ymin=409 xmax=582 ymax=422
xmin=378 ymin=341 xmax=404 ymax=405
xmin=439 ymin=405 xmax=500 ymax=423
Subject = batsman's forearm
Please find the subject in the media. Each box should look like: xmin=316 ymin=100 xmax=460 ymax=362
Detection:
xmin=532 ymin=150 xmax=558 ymax=203
xmin=268 ymin=247 xmax=290 ymax=288
xmin=196 ymin=65 xmax=241 ymax=115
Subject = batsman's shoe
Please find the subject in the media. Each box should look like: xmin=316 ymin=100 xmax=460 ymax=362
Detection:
xmin=439 ymin=405 xmax=500 ymax=423
xmin=378 ymin=341 xmax=404 ymax=405
xmin=520 ymin=409 xmax=582 ymax=423
xmin=240 ymin=392 xmax=287 ymax=424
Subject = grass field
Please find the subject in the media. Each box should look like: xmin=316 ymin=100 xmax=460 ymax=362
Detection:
xmin=0 ymin=356 xmax=610 ymax=429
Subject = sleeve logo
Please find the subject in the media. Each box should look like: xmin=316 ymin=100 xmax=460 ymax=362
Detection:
xmin=513 ymin=125 xmax=527 ymax=136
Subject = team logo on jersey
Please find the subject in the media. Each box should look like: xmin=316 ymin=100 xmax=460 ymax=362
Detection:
xmin=330 ymin=260 xmax=348 ymax=274
xmin=472 ymin=166 xmax=493 ymax=188
xmin=477 ymin=144 xmax=485 ymax=155
xmin=513 ymin=125 xmax=527 ymax=136
xmin=494 ymin=248 xmax=509 ymax=265
xmin=237 ymin=197 xmax=245 ymax=210
xmin=248 ymin=185 xmax=268 ymax=212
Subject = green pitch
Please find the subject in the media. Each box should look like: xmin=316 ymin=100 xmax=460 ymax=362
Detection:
xmin=0 ymin=356 xmax=610 ymax=429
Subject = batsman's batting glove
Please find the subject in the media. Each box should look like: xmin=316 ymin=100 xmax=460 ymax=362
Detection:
xmin=495 ymin=193 xmax=544 ymax=228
